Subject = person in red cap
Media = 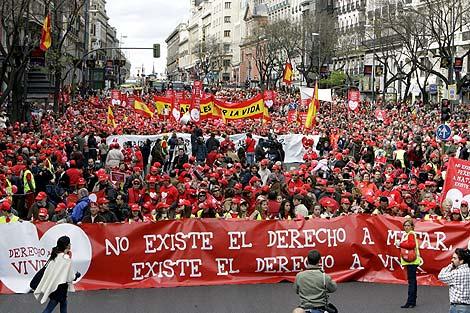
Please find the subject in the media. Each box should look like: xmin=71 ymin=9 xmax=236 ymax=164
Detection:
xmin=127 ymin=178 xmax=145 ymax=206
xmin=449 ymin=208 xmax=464 ymax=222
xmin=0 ymin=200 xmax=19 ymax=223
xmin=97 ymin=197 xmax=118 ymax=223
xmin=159 ymin=174 xmax=178 ymax=206
xmin=127 ymin=204 xmax=144 ymax=223
xmin=460 ymin=200 xmax=470 ymax=220
xmin=35 ymin=207 xmax=50 ymax=222
xmin=244 ymin=133 xmax=256 ymax=165
xmin=27 ymin=191 xmax=55 ymax=221
xmin=64 ymin=160 xmax=83 ymax=190
xmin=51 ymin=203 xmax=71 ymax=223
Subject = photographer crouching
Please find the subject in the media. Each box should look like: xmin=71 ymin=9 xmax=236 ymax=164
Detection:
xmin=293 ymin=250 xmax=338 ymax=313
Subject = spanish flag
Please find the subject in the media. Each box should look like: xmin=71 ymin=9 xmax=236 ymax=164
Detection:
xmin=262 ymin=104 xmax=270 ymax=124
xmin=39 ymin=14 xmax=52 ymax=51
xmin=134 ymin=97 xmax=154 ymax=118
xmin=154 ymin=96 xmax=173 ymax=116
xmin=107 ymin=106 xmax=116 ymax=128
xmin=305 ymin=81 xmax=320 ymax=129
xmin=283 ymin=61 xmax=293 ymax=85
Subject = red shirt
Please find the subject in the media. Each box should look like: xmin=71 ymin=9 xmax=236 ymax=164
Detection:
xmin=245 ymin=138 xmax=256 ymax=153
xmin=65 ymin=168 xmax=82 ymax=186
xmin=159 ymin=184 xmax=179 ymax=206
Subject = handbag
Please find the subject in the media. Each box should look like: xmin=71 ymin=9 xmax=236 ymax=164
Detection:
xmin=400 ymin=248 xmax=417 ymax=262
xmin=29 ymin=260 xmax=50 ymax=291
xmin=323 ymin=272 xmax=338 ymax=313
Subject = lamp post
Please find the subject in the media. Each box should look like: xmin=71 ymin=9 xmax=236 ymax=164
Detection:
xmin=365 ymin=24 xmax=375 ymax=104
xmin=311 ymin=32 xmax=320 ymax=81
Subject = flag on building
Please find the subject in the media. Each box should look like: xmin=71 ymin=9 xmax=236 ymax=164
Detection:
xmin=39 ymin=14 xmax=52 ymax=51
xmin=134 ymin=98 xmax=154 ymax=118
xmin=283 ymin=62 xmax=293 ymax=85
xmin=107 ymin=106 xmax=116 ymax=128
xmin=305 ymin=81 xmax=320 ymax=129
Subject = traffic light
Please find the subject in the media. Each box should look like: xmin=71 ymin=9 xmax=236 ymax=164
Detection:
xmin=153 ymin=44 xmax=160 ymax=58
xmin=441 ymin=99 xmax=451 ymax=122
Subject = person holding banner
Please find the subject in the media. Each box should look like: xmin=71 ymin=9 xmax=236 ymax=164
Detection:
xmin=395 ymin=219 xmax=422 ymax=309
xmin=438 ymin=248 xmax=470 ymax=313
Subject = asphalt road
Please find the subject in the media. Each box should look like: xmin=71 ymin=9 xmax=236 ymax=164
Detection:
xmin=0 ymin=282 xmax=449 ymax=313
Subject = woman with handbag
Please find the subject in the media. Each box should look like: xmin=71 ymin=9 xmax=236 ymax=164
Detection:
xmin=395 ymin=219 xmax=422 ymax=309
xmin=34 ymin=236 xmax=81 ymax=313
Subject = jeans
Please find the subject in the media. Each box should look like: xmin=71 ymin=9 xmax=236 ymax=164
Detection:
xmin=246 ymin=152 xmax=255 ymax=165
xmin=304 ymin=309 xmax=324 ymax=313
xmin=450 ymin=304 xmax=470 ymax=313
xmin=42 ymin=299 xmax=67 ymax=313
xmin=406 ymin=265 xmax=418 ymax=305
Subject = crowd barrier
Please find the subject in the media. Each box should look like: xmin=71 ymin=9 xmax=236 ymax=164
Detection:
xmin=1 ymin=215 xmax=468 ymax=294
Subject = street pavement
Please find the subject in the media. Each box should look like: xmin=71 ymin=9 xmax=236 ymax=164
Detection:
xmin=0 ymin=281 xmax=449 ymax=313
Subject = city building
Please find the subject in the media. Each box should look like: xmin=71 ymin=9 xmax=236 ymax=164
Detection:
xmin=239 ymin=1 xmax=269 ymax=84
xmin=88 ymin=0 xmax=130 ymax=88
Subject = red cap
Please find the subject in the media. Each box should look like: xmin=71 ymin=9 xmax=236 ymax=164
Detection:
xmin=55 ymin=203 xmax=67 ymax=212
xmin=38 ymin=207 xmax=48 ymax=217
xmin=78 ymin=177 xmax=86 ymax=185
xmin=35 ymin=192 xmax=47 ymax=201
xmin=97 ymin=198 xmax=109 ymax=205
xmin=1 ymin=201 xmax=11 ymax=211
xmin=131 ymin=204 xmax=141 ymax=211
xmin=341 ymin=198 xmax=351 ymax=204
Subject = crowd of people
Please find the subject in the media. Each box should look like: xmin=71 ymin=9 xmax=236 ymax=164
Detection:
xmin=0 ymin=86 xmax=469 ymax=225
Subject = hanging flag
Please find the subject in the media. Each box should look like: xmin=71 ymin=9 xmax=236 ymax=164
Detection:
xmin=305 ymin=81 xmax=320 ymax=129
xmin=107 ymin=106 xmax=116 ymax=128
xmin=133 ymin=98 xmax=154 ymax=118
xmin=39 ymin=14 xmax=52 ymax=51
xmin=283 ymin=62 xmax=293 ymax=85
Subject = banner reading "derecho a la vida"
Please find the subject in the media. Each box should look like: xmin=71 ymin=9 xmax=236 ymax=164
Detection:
xmin=0 ymin=215 xmax=468 ymax=294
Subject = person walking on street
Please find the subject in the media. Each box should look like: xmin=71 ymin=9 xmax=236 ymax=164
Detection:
xmin=293 ymin=250 xmax=337 ymax=313
xmin=34 ymin=236 xmax=81 ymax=313
xmin=395 ymin=219 xmax=422 ymax=309
xmin=438 ymin=248 xmax=470 ymax=313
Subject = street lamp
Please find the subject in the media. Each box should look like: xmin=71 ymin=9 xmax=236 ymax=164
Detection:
xmin=311 ymin=32 xmax=320 ymax=80
xmin=364 ymin=24 xmax=375 ymax=104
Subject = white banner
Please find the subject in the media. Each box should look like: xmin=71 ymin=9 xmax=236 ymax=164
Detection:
xmin=300 ymin=87 xmax=333 ymax=103
xmin=106 ymin=133 xmax=320 ymax=163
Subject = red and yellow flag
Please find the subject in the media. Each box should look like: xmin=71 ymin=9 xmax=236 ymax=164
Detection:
xmin=283 ymin=62 xmax=293 ymax=85
xmin=39 ymin=14 xmax=52 ymax=51
xmin=107 ymin=106 xmax=116 ymax=128
xmin=305 ymin=81 xmax=320 ymax=129
xmin=262 ymin=105 xmax=270 ymax=124
xmin=134 ymin=98 xmax=154 ymax=118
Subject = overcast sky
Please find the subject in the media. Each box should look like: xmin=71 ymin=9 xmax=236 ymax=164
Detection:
xmin=107 ymin=1 xmax=190 ymax=78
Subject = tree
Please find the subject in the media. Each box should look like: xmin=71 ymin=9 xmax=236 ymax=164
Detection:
xmin=47 ymin=0 xmax=86 ymax=113
xmin=320 ymin=70 xmax=346 ymax=88
xmin=193 ymin=37 xmax=223 ymax=84
xmin=0 ymin=0 xmax=38 ymax=121
xmin=397 ymin=0 xmax=470 ymax=89
xmin=296 ymin=11 xmax=338 ymax=86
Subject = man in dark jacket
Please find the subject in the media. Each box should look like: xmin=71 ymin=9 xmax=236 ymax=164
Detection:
xmin=206 ymin=133 xmax=220 ymax=153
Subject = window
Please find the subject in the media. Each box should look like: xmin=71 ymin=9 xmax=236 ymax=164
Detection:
xmin=224 ymin=16 xmax=231 ymax=23
xmin=223 ymin=59 xmax=231 ymax=67
xmin=225 ymin=2 xmax=231 ymax=9
xmin=224 ymin=30 xmax=231 ymax=37
xmin=224 ymin=44 xmax=231 ymax=52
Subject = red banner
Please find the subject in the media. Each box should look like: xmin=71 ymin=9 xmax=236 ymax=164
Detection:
xmin=442 ymin=157 xmax=470 ymax=208
xmin=348 ymin=90 xmax=360 ymax=111
xmin=1 ymin=215 xmax=467 ymax=294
